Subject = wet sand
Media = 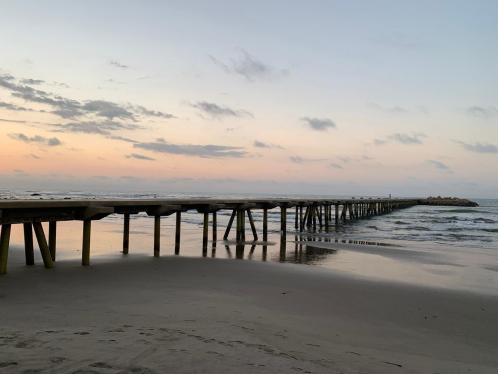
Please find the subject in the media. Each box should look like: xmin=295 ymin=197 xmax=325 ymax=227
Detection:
xmin=1 ymin=252 xmax=498 ymax=373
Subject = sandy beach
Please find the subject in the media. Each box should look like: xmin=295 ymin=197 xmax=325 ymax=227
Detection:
xmin=2 ymin=249 xmax=498 ymax=373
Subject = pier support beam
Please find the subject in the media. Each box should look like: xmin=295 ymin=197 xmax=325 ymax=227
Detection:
xmin=123 ymin=213 xmax=130 ymax=254
xmin=175 ymin=211 xmax=181 ymax=255
xmin=212 ymin=212 xmax=217 ymax=248
xmin=32 ymin=222 xmax=54 ymax=269
xmin=49 ymin=221 xmax=57 ymax=261
xmin=280 ymin=206 xmax=287 ymax=235
xmin=263 ymin=208 xmax=268 ymax=242
xmin=247 ymin=209 xmax=258 ymax=241
xmin=23 ymin=223 xmax=34 ymax=266
xmin=335 ymin=204 xmax=339 ymax=225
xmin=0 ymin=224 xmax=12 ymax=275
xmin=82 ymin=220 xmax=91 ymax=266
xmin=223 ymin=210 xmax=236 ymax=240
xmin=153 ymin=216 xmax=160 ymax=258
xmin=202 ymin=212 xmax=209 ymax=255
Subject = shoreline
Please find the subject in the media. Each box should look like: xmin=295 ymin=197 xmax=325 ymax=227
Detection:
xmin=2 ymin=255 xmax=498 ymax=373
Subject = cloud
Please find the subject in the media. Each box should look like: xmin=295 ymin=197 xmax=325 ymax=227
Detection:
xmin=253 ymin=140 xmax=283 ymax=149
xmin=9 ymin=133 xmax=61 ymax=146
xmin=0 ymin=118 xmax=27 ymax=124
xmin=301 ymin=117 xmax=336 ymax=131
xmin=0 ymin=73 xmax=174 ymax=121
xmin=52 ymin=120 xmax=142 ymax=135
xmin=0 ymin=100 xmax=32 ymax=112
xmin=466 ymin=106 xmax=498 ymax=119
xmin=20 ymin=78 xmax=44 ymax=85
xmin=329 ymin=163 xmax=343 ymax=169
xmin=132 ymin=105 xmax=175 ymax=119
xmin=427 ymin=160 xmax=451 ymax=172
xmin=289 ymin=156 xmax=325 ymax=164
xmin=210 ymin=50 xmax=286 ymax=82
xmin=455 ymin=140 xmax=498 ymax=154
xmin=388 ymin=132 xmax=426 ymax=144
xmin=109 ymin=60 xmax=129 ymax=69
xmin=81 ymin=100 xmax=135 ymax=121
xmin=134 ymin=139 xmax=246 ymax=158
xmin=126 ymin=153 xmax=155 ymax=161
xmin=192 ymin=101 xmax=253 ymax=119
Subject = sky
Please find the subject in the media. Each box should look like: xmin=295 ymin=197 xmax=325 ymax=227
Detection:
xmin=1 ymin=0 xmax=498 ymax=197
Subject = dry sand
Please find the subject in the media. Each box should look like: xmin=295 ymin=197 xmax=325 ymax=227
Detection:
xmin=1 ymin=252 xmax=498 ymax=373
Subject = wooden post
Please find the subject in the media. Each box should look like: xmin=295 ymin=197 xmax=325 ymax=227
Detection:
xmin=203 ymin=212 xmax=209 ymax=253
xmin=154 ymin=216 xmax=160 ymax=258
xmin=247 ymin=209 xmax=258 ymax=241
xmin=123 ymin=213 xmax=130 ymax=254
xmin=175 ymin=211 xmax=181 ymax=255
xmin=241 ymin=209 xmax=246 ymax=241
xmin=263 ymin=208 xmax=268 ymax=242
xmin=0 ymin=224 xmax=12 ymax=275
xmin=82 ymin=220 xmax=91 ymax=266
xmin=223 ymin=210 xmax=236 ymax=240
xmin=280 ymin=206 xmax=287 ymax=235
xmin=23 ymin=223 xmax=34 ymax=266
xmin=295 ymin=206 xmax=298 ymax=229
xmin=299 ymin=206 xmax=304 ymax=231
xmin=212 ymin=211 xmax=217 ymax=247
xmin=49 ymin=221 xmax=57 ymax=261
xmin=33 ymin=222 xmax=54 ymax=268
xmin=335 ymin=204 xmax=339 ymax=225
xmin=236 ymin=209 xmax=241 ymax=242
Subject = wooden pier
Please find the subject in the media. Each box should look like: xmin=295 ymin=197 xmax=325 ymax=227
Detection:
xmin=0 ymin=198 xmax=419 ymax=274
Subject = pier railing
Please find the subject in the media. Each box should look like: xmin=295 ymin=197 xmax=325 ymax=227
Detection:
xmin=0 ymin=198 xmax=418 ymax=274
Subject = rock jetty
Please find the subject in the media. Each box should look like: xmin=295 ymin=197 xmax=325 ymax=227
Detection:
xmin=418 ymin=196 xmax=479 ymax=207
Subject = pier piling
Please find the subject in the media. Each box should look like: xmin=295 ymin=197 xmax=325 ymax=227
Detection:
xmin=153 ymin=216 xmax=160 ymax=258
xmin=82 ymin=220 xmax=91 ymax=266
xmin=123 ymin=213 xmax=130 ymax=255
xmin=23 ymin=223 xmax=34 ymax=266
xmin=49 ymin=221 xmax=57 ymax=261
xmin=33 ymin=222 xmax=54 ymax=269
xmin=175 ymin=211 xmax=181 ymax=255
xmin=0 ymin=224 xmax=12 ymax=274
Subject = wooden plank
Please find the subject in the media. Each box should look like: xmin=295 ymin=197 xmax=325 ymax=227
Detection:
xmin=154 ymin=215 xmax=160 ymax=257
xmin=23 ymin=223 xmax=34 ymax=266
xmin=175 ymin=211 xmax=181 ymax=255
xmin=223 ymin=210 xmax=236 ymax=240
xmin=0 ymin=224 xmax=12 ymax=274
xmin=33 ymin=222 xmax=54 ymax=269
xmin=247 ymin=209 xmax=258 ymax=241
xmin=82 ymin=220 xmax=91 ymax=266
xmin=49 ymin=221 xmax=57 ymax=261
xmin=123 ymin=213 xmax=130 ymax=254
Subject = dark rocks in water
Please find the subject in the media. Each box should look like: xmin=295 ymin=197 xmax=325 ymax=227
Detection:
xmin=30 ymin=193 xmax=41 ymax=196
xmin=418 ymin=196 xmax=479 ymax=207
